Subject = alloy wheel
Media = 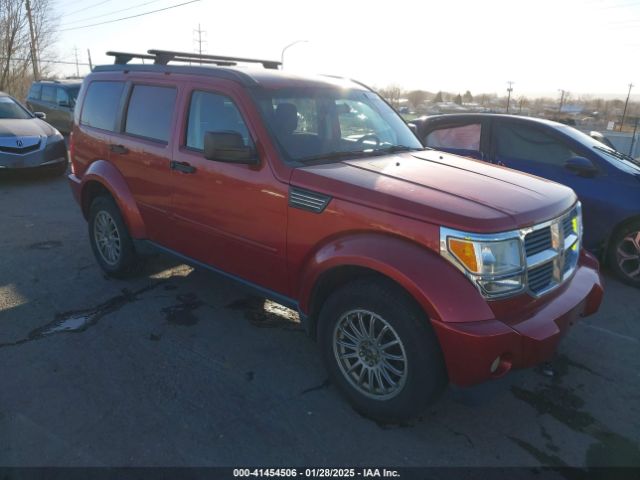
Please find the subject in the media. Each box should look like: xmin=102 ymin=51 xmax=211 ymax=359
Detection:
xmin=333 ymin=309 xmax=408 ymax=400
xmin=616 ymin=230 xmax=640 ymax=281
xmin=94 ymin=210 xmax=121 ymax=266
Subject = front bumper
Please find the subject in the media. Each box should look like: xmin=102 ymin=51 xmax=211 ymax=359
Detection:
xmin=431 ymin=250 xmax=603 ymax=386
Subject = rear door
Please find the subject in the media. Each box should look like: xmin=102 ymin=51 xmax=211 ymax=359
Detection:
xmin=108 ymin=81 xmax=179 ymax=246
xmin=55 ymin=87 xmax=74 ymax=133
xmin=166 ymin=81 xmax=289 ymax=295
xmin=422 ymin=118 xmax=489 ymax=160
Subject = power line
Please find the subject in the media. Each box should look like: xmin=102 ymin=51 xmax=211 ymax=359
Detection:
xmin=58 ymin=0 xmax=201 ymax=32
xmin=0 ymin=56 xmax=91 ymax=66
xmin=60 ymin=0 xmax=166 ymax=27
xmin=63 ymin=0 xmax=113 ymax=18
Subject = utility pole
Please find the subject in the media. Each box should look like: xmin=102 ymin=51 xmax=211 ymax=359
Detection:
xmin=629 ymin=117 xmax=638 ymax=157
xmin=73 ymin=46 xmax=80 ymax=77
xmin=25 ymin=0 xmax=39 ymax=80
xmin=506 ymin=81 xmax=514 ymax=113
xmin=558 ymin=89 xmax=567 ymax=114
xmin=87 ymin=49 xmax=93 ymax=71
xmin=620 ymin=82 xmax=634 ymax=132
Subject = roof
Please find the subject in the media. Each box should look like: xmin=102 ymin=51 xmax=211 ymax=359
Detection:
xmin=93 ymin=50 xmax=366 ymax=91
xmin=35 ymin=79 xmax=83 ymax=86
xmin=92 ymin=62 xmax=366 ymax=91
xmin=415 ymin=113 xmax=566 ymax=128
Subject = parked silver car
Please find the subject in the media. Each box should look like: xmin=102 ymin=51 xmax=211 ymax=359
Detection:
xmin=0 ymin=92 xmax=68 ymax=176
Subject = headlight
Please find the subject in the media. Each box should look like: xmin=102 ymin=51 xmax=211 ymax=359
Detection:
xmin=441 ymin=228 xmax=525 ymax=298
xmin=46 ymin=131 xmax=64 ymax=144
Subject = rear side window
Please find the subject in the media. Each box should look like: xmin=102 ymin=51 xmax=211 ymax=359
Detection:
xmin=125 ymin=85 xmax=176 ymax=143
xmin=28 ymin=84 xmax=41 ymax=100
xmin=425 ymin=123 xmax=481 ymax=151
xmin=80 ymin=81 xmax=125 ymax=131
xmin=186 ymin=90 xmax=251 ymax=150
xmin=41 ymin=85 xmax=56 ymax=103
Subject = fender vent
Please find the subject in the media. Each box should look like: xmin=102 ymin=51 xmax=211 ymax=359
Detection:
xmin=289 ymin=187 xmax=331 ymax=213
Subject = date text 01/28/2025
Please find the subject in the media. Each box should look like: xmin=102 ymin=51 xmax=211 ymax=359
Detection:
xmin=233 ymin=468 xmax=400 ymax=478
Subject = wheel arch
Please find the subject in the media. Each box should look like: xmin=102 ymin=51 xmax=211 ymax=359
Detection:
xmin=602 ymin=212 xmax=640 ymax=260
xmin=80 ymin=160 xmax=147 ymax=239
xmin=298 ymin=233 xmax=495 ymax=339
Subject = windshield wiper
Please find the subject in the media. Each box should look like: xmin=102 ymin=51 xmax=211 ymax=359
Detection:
xmin=298 ymin=145 xmax=425 ymax=164
xmin=370 ymin=145 xmax=425 ymax=155
xmin=594 ymin=145 xmax=640 ymax=166
xmin=298 ymin=150 xmax=376 ymax=163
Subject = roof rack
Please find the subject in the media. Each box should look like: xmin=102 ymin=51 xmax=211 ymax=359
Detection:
xmin=106 ymin=49 xmax=281 ymax=69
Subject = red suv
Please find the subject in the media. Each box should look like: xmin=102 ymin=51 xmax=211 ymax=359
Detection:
xmin=68 ymin=50 xmax=604 ymax=422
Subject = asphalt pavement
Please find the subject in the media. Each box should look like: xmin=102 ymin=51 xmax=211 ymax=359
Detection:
xmin=0 ymin=172 xmax=639 ymax=468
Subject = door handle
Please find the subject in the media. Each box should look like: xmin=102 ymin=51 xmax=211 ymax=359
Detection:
xmin=110 ymin=144 xmax=129 ymax=154
xmin=170 ymin=160 xmax=196 ymax=174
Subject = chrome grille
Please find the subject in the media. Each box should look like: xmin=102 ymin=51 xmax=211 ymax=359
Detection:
xmin=524 ymin=205 xmax=581 ymax=296
xmin=524 ymin=227 xmax=552 ymax=256
xmin=0 ymin=136 xmax=42 ymax=155
xmin=527 ymin=262 xmax=554 ymax=293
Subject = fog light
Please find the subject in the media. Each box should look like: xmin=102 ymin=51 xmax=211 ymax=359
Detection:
xmin=490 ymin=356 xmax=501 ymax=373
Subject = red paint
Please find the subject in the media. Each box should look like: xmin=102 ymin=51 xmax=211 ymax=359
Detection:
xmin=69 ymin=67 xmax=603 ymax=388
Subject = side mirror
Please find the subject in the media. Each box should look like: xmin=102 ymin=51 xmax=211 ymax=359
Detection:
xmin=407 ymin=123 xmax=418 ymax=135
xmin=204 ymin=131 xmax=258 ymax=165
xmin=565 ymin=156 xmax=597 ymax=177
xmin=34 ymin=112 xmax=46 ymax=119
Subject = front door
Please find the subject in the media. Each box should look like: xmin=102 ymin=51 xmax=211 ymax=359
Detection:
xmin=167 ymin=83 xmax=289 ymax=296
xmin=490 ymin=120 xmax=603 ymax=245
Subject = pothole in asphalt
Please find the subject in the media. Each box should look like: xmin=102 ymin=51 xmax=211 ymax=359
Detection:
xmin=0 ymin=282 xmax=163 ymax=348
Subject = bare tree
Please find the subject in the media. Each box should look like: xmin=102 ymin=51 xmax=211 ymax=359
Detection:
xmin=406 ymin=90 xmax=428 ymax=111
xmin=378 ymin=84 xmax=402 ymax=108
xmin=0 ymin=0 xmax=57 ymax=98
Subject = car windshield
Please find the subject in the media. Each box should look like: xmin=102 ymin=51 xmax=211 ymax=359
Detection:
xmin=558 ymin=124 xmax=640 ymax=169
xmin=0 ymin=96 xmax=32 ymax=120
xmin=255 ymin=87 xmax=423 ymax=163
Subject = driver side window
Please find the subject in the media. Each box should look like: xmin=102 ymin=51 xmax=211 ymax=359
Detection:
xmin=495 ymin=123 xmax=578 ymax=166
xmin=186 ymin=91 xmax=252 ymax=151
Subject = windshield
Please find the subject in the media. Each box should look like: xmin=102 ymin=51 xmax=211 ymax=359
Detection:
xmin=255 ymin=87 xmax=423 ymax=163
xmin=0 ymin=96 xmax=32 ymax=120
xmin=558 ymin=124 xmax=640 ymax=169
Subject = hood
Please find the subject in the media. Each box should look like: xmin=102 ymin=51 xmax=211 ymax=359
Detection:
xmin=291 ymin=150 xmax=577 ymax=233
xmin=0 ymin=118 xmax=55 ymax=138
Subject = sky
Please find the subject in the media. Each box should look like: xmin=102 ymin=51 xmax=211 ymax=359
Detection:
xmin=51 ymin=0 xmax=640 ymax=100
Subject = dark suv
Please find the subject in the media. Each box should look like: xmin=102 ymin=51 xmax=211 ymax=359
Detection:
xmin=68 ymin=50 xmax=603 ymax=422
xmin=26 ymin=80 xmax=81 ymax=134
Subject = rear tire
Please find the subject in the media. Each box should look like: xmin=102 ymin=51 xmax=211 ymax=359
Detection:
xmin=318 ymin=277 xmax=447 ymax=423
xmin=88 ymin=195 xmax=139 ymax=278
xmin=608 ymin=220 xmax=640 ymax=287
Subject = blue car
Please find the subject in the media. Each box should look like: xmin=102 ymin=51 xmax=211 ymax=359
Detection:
xmin=411 ymin=114 xmax=640 ymax=286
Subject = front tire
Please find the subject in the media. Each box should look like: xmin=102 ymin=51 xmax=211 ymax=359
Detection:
xmin=88 ymin=195 xmax=138 ymax=278
xmin=318 ymin=278 xmax=447 ymax=423
xmin=608 ymin=220 xmax=640 ymax=287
